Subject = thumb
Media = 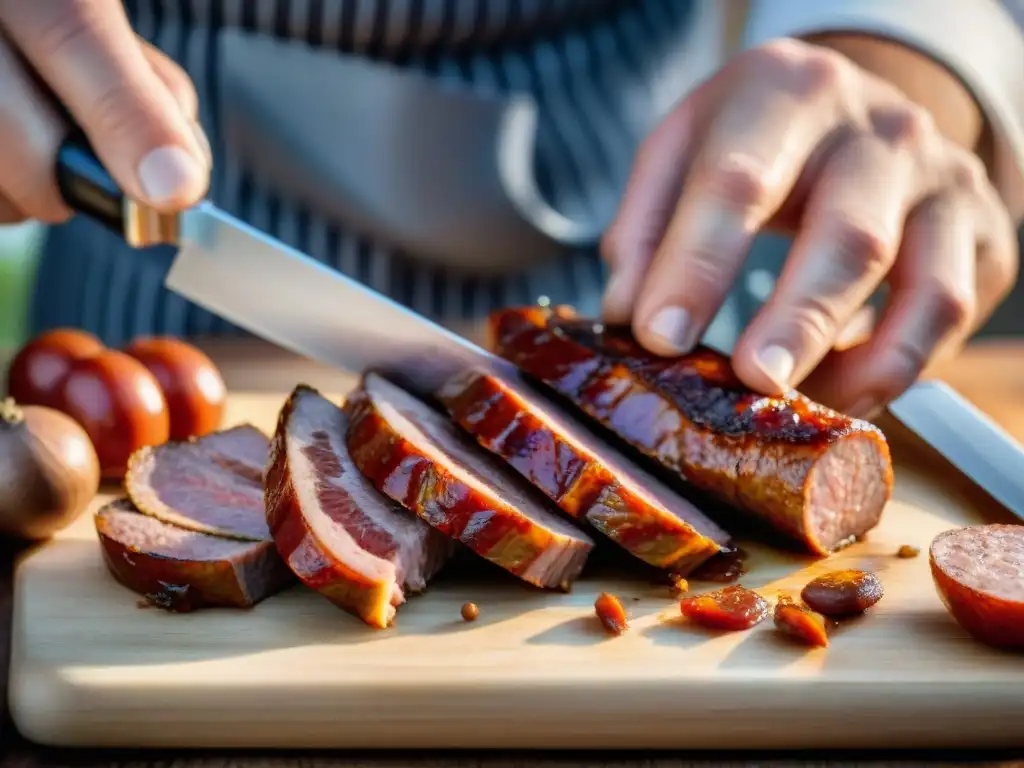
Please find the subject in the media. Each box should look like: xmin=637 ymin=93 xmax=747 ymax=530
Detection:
xmin=1 ymin=0 xmax=209 ymax=210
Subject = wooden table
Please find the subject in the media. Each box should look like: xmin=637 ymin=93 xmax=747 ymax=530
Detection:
xmin=2 ymin=336 xmax=1023 ymax=768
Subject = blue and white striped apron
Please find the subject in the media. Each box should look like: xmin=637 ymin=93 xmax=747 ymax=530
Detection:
xmin=31 ymin=0 xmax=787 ymax=349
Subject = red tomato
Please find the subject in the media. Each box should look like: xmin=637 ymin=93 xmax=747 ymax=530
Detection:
xmin=57 ymin=350 xmax=170 ymax=480
xmin=122 ymin=337 xmax=226 ymax=441
xmin=6 ymin=329 xmax=106 ymax=409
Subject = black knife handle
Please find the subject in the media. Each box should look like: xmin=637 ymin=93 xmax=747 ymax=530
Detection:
xmin=55 ymin=133 xmax=125 ymax=234
xmin=55 ymin=132 xmax=180 ymax=248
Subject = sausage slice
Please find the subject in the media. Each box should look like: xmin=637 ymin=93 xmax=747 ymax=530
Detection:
xmin=345 ymin=372 xmax=595 ymax=590
xmin=438 ymin=368 xmax=731 ymax=574
xmin=265 ymin=385 xmax=454 ymax=628
xmin=488 ymin=305 xmax=894 ymax=555
xmin=930 ymin=524 xmax=1024 ymax=650
xmin=125 ymin=425 xmax=271 ymax=541
xmin=95 ymin=498 xmax=293 ymax=612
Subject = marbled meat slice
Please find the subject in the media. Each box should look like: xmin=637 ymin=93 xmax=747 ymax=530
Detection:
xmin=437 ymin=368 xmax=731 ymax=574
xmin=488 ymin=305 xmax=894 ymax=555
xmin=95 ymin=498 xmax=293 ymax=612
xmin=265 ymin=385 xmax=454 ymax=628
xmin=125 ymin=424 xmax=271 ymax=541
xmin=345 ymin=372 xmax=595 ymax=590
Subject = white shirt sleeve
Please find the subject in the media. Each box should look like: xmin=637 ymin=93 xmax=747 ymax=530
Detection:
xmin=744 ymin=0 xmax=1024 ymax=221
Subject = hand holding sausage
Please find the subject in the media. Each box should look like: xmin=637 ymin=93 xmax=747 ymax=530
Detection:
xmin=602 ymin=38 xmax=1019 ymax=417
xmin=0 ymin=0 xmax=210 ymax=224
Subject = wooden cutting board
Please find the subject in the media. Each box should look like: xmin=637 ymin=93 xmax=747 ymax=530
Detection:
xmin=8 ymin=388 xmax=1024 ymax=751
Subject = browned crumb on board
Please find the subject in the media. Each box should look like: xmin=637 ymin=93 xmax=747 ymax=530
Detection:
xmin=460 ymin=602 xmax=479 ymax=622
xmin=595 ymin=592 xmax=629 ymax=635
xmin=896 ymin=544 xmax=921 ymax=559
xmin=669 ymin=574 xmax=690 ymax=598
xmin=774 ymin=596 xmax=831 ymax=648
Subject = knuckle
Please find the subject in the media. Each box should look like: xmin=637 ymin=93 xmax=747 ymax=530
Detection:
xmin=82 ymin=78 xmax=155 ymax=144
xmin=870 ymin=103 xmax=934 ymax=148
xmin=799 ymin=47 xmax=846 ymax=93
xmin=748 ymin=39 xmax=844 ymax=97
xmin=28 ymin=1 xmax=101 ymax=61
xmin=674 ymin=245 xmax=735 ymax=295
xmin=949 ymin=152 xmax=989 ymax=194
xmin=702 ymin=156 xmax=773 ymax=211
xmin=923 ymin=280 xmax=975 ymax=330
xmin=787 ymin=295 xmax=845 ymax=349
xmin=828 ymin=219 xmax=895 ymax=276
xmin=884 ymin=338 xmax=930 ymax=387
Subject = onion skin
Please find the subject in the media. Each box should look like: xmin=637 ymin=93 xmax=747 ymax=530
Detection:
xmin=0 ymin=398 xmax=101 ymax=541
xmin=123 ymin=337 xmax=226 ymax=441
xmin=56 ymin=350 xmax=170 ymax=480
xmin=6 ymin=329 xmax=105 ymax=410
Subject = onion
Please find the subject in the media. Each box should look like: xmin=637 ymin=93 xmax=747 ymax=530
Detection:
xmin=0 ymin=397 xmax=101 ymax=540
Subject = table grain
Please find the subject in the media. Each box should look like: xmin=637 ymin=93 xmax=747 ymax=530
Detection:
xmin=2 ymin=336 xmax=1023 ymax=768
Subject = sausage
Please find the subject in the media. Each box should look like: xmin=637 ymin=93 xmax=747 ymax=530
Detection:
xmin=774 ymin=597 xmax=831 ymax=647
xmin=929 ymin=524 xmax=1024 ymax=650
xmin=344 ymin=372 xmax=595 ymax=590
xmin=95 ymin=498 xmax=293 ymax=612
xmin=125 ymin=424 xmax=272 ymax=541
xmin=800 ymin=569 xmax=884 ymax=617
xmin=678 ymin=585 xmax=769 ymax=631
xmin=487 ymin=305 xmax=894 ymax=555
xmin=265 ymin=385 xmax=454 ymax=629
xmin=437 ymin=368 xmax=731 ymax=575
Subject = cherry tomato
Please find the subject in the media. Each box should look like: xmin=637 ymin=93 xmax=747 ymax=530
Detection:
xmin=6 ymin=329 xmax=106 ymax=409
xmin=57 ymin=350 xmax=170 ymax=480
xmin=122 ymin=337 xmax=226 ymax=441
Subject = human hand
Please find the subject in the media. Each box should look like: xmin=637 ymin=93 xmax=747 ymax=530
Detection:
xmin=0 ymin=0 xmax=210 ymax=225
xmin=601 ymin=38 xmax=1019 ymax=417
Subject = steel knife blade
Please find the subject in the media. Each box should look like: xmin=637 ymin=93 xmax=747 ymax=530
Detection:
xmin=888 ymin=381 xmax=1024 ymax=521
xmin=54 ymin=136 xmax=514 ymax=393
xmin=54 ymin=136 xmax=1024 ymax=519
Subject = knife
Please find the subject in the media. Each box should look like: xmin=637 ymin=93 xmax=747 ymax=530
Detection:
xmin=55 ymin=137 xmax=1024 ymax=521
xmin=55 ymin=136 xmax=516 ymax=394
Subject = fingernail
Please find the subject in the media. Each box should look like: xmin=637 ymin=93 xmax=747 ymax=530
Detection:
xmin=137 ymin=145 xmax=207 ymax=205
xmin=602 ymin=272 xmax=630 ymax=318
xmin=755 ymin=344 xmax=795 ymax=390
xmin=646 ymin=306 xmax=695 ymax=353
xmin=190 ymin=121 xmax=213 ymax=168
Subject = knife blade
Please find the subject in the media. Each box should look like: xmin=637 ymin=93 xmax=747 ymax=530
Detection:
xmin=54 ymin=137 xmax=1024 ymax=520
xmin=888 ymin=381 xmax=1024 ymax=521
xmin=55 ymin=136 xmax=515 ymax=393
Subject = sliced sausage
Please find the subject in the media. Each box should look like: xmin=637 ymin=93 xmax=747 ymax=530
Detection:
xmin=95 ymin=498 xmax=293 ymax=612
xmin=488 ymin=305 xmax=894 ymax=555
xmin=125 ymin=424 xmax=271 ymax=541
xmin=437 ymin=368 xmax=731 ymax=575
xmin=345 ymin=372 xmax=594 ymax=590
xmin=265 ymin=385 xmax=454 ymax=629
xmin=930 ymin=524 xmax=1024 ymax=650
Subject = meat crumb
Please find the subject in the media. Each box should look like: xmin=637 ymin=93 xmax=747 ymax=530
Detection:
xmin=896 ymin=544 xmax=921 ymax=559
xmin=460 ymin=602 xmax=479 ymax=622
xmin=594 ymin=592 xmax=629 ymax=635
xmin=669 ymin=575 xmax=690 ymax=597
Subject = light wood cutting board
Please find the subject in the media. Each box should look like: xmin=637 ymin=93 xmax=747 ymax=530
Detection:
xmin=8 ymin=389 xmax=1024 ymax=751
